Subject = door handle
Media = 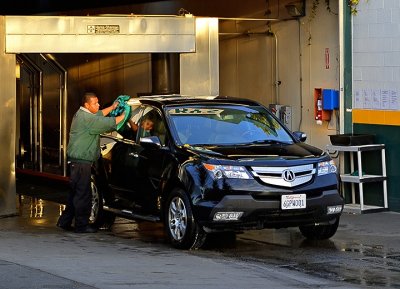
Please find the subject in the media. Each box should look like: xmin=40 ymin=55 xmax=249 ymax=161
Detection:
xmin=128 ymin=152 xmax=139 ymax=158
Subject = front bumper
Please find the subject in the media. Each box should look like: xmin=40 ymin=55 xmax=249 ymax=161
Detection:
xmin=194 ymin=189 xmax=343 ymax=231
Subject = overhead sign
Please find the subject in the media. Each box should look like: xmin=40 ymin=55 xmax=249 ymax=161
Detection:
xmin=5 ymin=16 xmax=196 ymax=53
xmin=87 ymin=25 xmax=120 ymax=34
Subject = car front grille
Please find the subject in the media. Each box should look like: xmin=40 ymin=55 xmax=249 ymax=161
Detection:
xmin=250 ymin=164 xmax=316 ymax=188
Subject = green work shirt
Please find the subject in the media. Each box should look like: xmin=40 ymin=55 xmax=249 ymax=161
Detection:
xmin=67 ymin=107 xmax=116 ymax=163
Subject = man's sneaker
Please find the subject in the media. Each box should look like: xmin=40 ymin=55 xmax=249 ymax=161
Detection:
xmin=74 ymin=225 xmax=98 ymax=233
xmin=56 ymin=221 xmax=74 ymax=232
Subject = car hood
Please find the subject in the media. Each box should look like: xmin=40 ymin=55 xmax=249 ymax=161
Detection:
xmin=184 ymin=142 xmax=324 ymax=161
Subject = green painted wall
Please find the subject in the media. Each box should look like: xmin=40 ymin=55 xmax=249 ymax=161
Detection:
xmin=343 ymin=0 xmax=352 ymax=134
xmin=354 ymin=124 xmax=400 ymax=212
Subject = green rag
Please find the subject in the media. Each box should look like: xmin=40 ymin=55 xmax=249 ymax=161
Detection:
xmin=110 ymin=95 xmax=131 ymax=131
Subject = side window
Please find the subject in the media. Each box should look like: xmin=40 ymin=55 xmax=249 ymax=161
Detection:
xmin=153 ymin=113 xmax=167 ymax=145
xmin=118 ymin=105 xmax=143 ymax=141
xmin=137 ymin=107 xmax=167 ymax=146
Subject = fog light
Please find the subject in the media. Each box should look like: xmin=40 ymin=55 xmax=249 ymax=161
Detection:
xmin=213 ymin=211 xmax=243 ymax=221
xmin=327 ymin=205 xmax=343 ymax=214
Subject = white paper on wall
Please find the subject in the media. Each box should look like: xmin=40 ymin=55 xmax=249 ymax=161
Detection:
xmin=363 ymin=89 xmax=373 ymax=109
xmin=353 ymin=89 xmax=364 ymax=109
xmin=371 ymin=89 xmax=381 ymax=109
xmin=381 ymin=90 xmax=390 ymax=110
xmin=390 ymin=90 xmax=399 ymax=110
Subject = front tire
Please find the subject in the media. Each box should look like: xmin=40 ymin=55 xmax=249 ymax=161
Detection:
xmin=299 ymin=217 xmax=340 ymax=240
xmin=164 ymin=188 xmax=206 ymax=249
xmin=89 ymin=175 xmax=116 ymax=230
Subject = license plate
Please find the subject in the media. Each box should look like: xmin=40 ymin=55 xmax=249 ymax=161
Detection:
xmin=281 ymin=194 xmax=306 ymax=210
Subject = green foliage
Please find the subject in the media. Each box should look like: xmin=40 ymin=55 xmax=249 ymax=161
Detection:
xmin=310 ymin=0 xmax=366 ymax=18
xmin=349 ymin=0 xmax=360 ymax=15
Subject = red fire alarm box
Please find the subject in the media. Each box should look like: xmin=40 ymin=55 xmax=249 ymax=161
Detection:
xmin=314 ymin=88 xmax=331 ymax=122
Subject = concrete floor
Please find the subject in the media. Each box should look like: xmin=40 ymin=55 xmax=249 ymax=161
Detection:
xmin=0 ymin=195 xmax=372 ymax=289
xmin=2 ymin=177 xmax=400 ymax=288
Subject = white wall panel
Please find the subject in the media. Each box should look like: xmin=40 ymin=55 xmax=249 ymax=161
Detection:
xmin=354 ymin=0 xmax=400 ymax=93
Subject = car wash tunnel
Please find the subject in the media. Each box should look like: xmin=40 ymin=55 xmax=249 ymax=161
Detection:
xmin=1 ymin=14 xmax=219 ymax=214
xmin=1 ymin=0 xmax=314 ymax=218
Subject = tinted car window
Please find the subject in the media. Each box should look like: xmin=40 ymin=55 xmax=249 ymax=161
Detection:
xmin=167 ymin=105 xmax=294 ymax=145
xmin=137 ymin=108 xmax=167 ymax=145
xmin=118 ymin=105 xmax=167 ymax=144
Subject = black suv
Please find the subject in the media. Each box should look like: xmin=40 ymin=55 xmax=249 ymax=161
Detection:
xmin=91 ymin=95 xmax=343 ymax=249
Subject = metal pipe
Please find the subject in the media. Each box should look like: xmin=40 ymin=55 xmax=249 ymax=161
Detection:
xmin=58 ymin=73 xmax=62 ymax=168
xmin=297 ymin=19 xmax=303 ymax=131
xmin=339 ymin=0 xmax=345 ymax=134
xmin=273 ymin=32 xmax=279 ymax=104
xmin=338 ymin=0 xmax=346 ymax=189
xmin=39 ymin=71 xmax=43 ymax=172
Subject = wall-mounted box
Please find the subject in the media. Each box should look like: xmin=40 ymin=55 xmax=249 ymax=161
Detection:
xmin=322 ymin=89 xmax=339 ymax=110
xmin=314 ymin=88 xmax=331 ymax=121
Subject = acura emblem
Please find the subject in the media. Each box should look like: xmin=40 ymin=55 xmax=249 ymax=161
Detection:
xmin=282 ymin=169 xmax=295 ymax=182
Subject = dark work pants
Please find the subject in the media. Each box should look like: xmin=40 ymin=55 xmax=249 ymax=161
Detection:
xmin=58 ymin=162 xmax=92 ymax=230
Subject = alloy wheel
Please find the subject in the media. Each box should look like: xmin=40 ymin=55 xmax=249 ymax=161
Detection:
xmin=168 ymin=196 xmax=188 ymax=241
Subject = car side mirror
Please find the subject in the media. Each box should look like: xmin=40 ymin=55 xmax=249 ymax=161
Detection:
xmin=139 ymin=136 xmax=162 ymax=149
xmin=293 ymin=131 xmax=307 ymax=142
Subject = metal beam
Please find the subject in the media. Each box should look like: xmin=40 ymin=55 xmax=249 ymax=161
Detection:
xmin=0 ymin=16 xmax=16 ymax=216
xmin=5 ymin=15 xmax=195 ymax=53
xmin=180 ymin=18 xmax=219 ymax=96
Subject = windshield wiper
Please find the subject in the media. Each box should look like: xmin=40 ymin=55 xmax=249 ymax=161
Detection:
xmin=219 ymin=140 xmax=288 ymax=147
xmin=249 ymin=139 xmax=292 ymax=145
xmin=188 ymin=143 xmax=212 ymax=147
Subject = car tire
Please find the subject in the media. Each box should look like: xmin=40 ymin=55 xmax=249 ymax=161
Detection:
xmin=164 ymin=188 xmax=206 ymax=250
xmin=299 ymin=217 xmax=340 ymax=240
xmin=89 ymin=175 xmax=116 ymax=230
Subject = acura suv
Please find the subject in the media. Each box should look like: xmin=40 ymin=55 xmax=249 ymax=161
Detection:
xmin=91 ymin=95 xmax=343 ymax=249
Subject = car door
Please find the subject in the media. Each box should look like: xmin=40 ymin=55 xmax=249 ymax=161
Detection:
xmin=103 ymin=105 xmax=169 ymax=213
xmin=101 ymin=106 xmax=145 ymax=207
xmin=108 ymin=139 xmax=144 ymax=205
xmin=130 ymin=106 xmax=169 ymax=213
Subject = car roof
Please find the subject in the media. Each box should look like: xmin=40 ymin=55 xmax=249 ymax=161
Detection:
xmin=127 ymin=95 xmax=260 ymax=108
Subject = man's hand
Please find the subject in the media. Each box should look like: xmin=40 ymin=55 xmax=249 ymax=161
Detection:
xmin=102 ymin=101 xmax=120 ymax=116
xmin=112 ymin=101 xmax=119 ymax=110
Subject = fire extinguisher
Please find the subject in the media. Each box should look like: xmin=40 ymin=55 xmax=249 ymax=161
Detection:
xmin=315 ymin=96 xmax=323 ymax=125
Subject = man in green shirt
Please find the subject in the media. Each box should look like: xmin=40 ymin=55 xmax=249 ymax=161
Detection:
xmin=57 ymin=92 xmax=125 ymax=233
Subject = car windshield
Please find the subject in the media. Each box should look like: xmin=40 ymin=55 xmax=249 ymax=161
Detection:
xmin=166 ymin=104 xmax=294 ymax=146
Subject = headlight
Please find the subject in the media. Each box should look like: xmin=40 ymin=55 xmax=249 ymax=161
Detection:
xmin=318 ymin=160 xmax=337 ymax=175
xmin=203 ymin=163 xmax=253 ymax=179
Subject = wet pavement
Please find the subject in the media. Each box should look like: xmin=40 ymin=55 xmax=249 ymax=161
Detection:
xmin=1 ymin=193 xmax=400 ymax=288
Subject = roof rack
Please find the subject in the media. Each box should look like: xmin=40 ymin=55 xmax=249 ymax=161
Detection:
xmin=138 ymin=94 xmax=181 ymax=98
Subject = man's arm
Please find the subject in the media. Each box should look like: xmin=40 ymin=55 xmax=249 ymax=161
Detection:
xmin=115 ymin=112 xmax=126 ymax=125
xmin=128 ymin=118 xmax=139 ymax=132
